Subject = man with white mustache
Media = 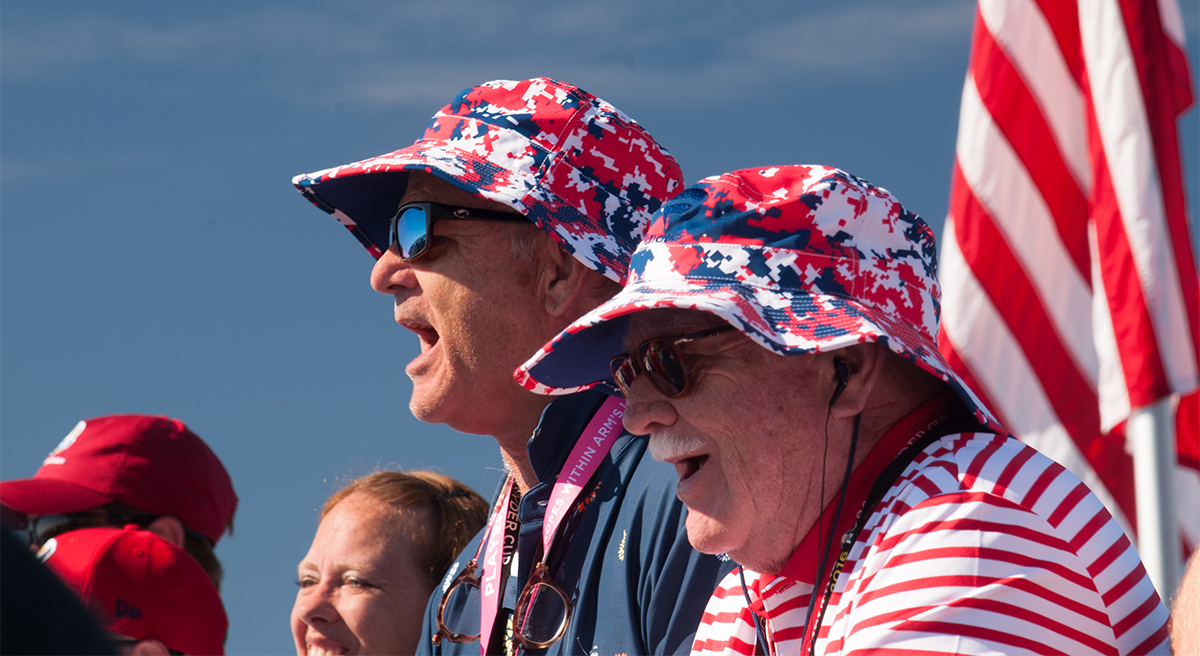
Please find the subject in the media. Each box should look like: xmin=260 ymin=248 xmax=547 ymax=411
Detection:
xmin=292 ymin=78 xmax=730 ymax=656
xmin=518 ymin=165 xmax=1170 ymax=655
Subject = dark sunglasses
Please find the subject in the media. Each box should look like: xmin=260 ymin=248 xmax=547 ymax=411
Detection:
xmin=106 ymin=633 xmax=186 ymax=656
xmin=28 ymin=510 xmax=155 ymax=548
xmin=27 ymin=509 xmax=210 ymax=550
xmin=609 ymin=325 xmax=736 ymax=398
xmin=390 ymin=201 xmax=528 ymax=261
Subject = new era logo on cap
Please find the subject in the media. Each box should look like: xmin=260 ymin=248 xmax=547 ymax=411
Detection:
xmin=115 ymin=599 xmax=142 ymax=619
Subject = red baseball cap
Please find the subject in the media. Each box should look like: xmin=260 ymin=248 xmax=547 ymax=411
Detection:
xmin=40 ymin=526 xmax=228 ymax=655
xmin=0 ymin=415 xmax=238 ymax=544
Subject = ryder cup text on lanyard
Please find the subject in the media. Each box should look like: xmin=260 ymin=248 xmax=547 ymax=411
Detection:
xmin=478 ymin=397 xmax=625 ymax=655
xmin=479 ymin=480 xmax=520 ymax=654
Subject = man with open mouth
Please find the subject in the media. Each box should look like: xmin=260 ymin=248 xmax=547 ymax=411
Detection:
xmin=518 ymin=164 xmax=1170 ymax=655
xmin=292 ymin=77 xmax=731 ymax=656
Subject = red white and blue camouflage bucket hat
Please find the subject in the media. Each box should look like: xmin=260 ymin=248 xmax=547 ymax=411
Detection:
xmin=516 ymin=164 xmax=1001 ymax=430
xmin=292 ymin=77 xmax=684 ymax=282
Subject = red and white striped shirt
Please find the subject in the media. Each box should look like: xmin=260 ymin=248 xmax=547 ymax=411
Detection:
xmin=692 ymin=394 xmax=1170 ymax=656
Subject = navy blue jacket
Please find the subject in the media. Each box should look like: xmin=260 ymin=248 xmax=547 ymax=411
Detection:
xmin=416 ymin=390 xmax=734 ymax=656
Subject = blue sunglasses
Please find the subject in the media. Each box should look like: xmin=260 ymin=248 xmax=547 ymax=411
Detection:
xmin=390 ymin=201 xmax=528 ymax=261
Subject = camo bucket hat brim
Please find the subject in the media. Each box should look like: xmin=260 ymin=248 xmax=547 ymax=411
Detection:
xmin=516 ymin=164 xmax=1001 ymax=431
xmin=291 ymin=77 xmax=684 ymax=282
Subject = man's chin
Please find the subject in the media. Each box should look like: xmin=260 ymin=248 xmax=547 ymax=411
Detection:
xmin=407 ymin=383 xmax=453 ymax=425
xmin=684 ymin=511 xmax=737 ymax=557
xmin=407 ymin=385 xmax=499 ymax=437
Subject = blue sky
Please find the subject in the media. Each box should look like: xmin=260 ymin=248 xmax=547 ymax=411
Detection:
xmin=2 ymin=1 xmax=1197 ymax=653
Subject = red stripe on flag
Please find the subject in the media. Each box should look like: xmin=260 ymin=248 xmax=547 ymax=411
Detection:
xmin=1115 ymin=0 xmax=1200 ymax=364
xmin=1178 ymin=391 xmax=1199 ymax=471
xmin=948 ymin=165 xmax=1135 ymax=519
xmin=1031 ymin=0 xmax=1084 ymax=83
xmin=970 ymin=11 xmax=1091 ymax=278
xmin=1083 ymin=118 xmax=1173 ymax=407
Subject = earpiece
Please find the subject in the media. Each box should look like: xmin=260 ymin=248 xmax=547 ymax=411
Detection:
xmin=829 ymin=358 xmax=851 ymax=407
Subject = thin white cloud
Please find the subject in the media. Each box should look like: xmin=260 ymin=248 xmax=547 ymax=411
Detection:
xmin=734 ymin=2 xmax=975 ymax=74
xmin=1 ymin=0 xmax=978 ymax=111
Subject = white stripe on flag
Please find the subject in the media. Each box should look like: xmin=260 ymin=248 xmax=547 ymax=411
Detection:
xmin=941 ymin=221 xmax=1131 ymax=536
xmin=978 ymin=0 xmax=1091 ymax=193
xmin=1157 ymin=0 xmax=1186 ymax=48
xmin=956 ymin=75 xmax=1099 ymax=386
xmin=1080 ymin=0 xmax=1198 ymax=392
xmin=1089 ymin=222 xmax=1133 ymax=432
xmin=1178 ymin=461 xmax=1200 ymax=547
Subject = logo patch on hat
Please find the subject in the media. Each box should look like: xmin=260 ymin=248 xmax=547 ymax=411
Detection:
xmin=36 ymin=537 xmax=57 ymax=563
xmin=43 ymin=420 xmax=86 ymax=466
xmin=116 ymin=599 xmax=143 ymax=619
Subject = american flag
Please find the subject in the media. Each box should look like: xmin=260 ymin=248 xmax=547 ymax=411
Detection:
xmin=939 ymin=0 xmax=1198 ymax=566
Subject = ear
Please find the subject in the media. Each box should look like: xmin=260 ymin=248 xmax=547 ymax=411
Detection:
xmin=824 ymin=343 xmax=887 ymax=420
xmin=129 ymin=639 xmax=171 ymax=656
xmin=538 ymin=242 xmax=594 ymax=319
xmin=146 ymin=515 xmax=186 ymax=548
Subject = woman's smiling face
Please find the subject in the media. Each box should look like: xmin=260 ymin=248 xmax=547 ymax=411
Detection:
xmin=291 ymin=492 xmax=433 ymax=656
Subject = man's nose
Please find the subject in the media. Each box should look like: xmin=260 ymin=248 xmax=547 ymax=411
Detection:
xmin=370 ymin=246 xmax=417 ymax=296
xmin=621 ymin=377 xmax=679 ymax=437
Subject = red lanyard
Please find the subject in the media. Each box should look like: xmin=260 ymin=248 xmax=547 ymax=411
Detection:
xmin=801 ymin=407 xmax=986 ymax=655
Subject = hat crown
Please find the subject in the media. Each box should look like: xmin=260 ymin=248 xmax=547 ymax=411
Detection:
xmin=411 ymin=77 xmax=685 ymax=281
xmin=9 ymin=414 xmax=238 ymax=544
xmin=293 ymin=77 xmax=683 ymax=282
xmin=42 ymin=527 xmax=227 ymax=655
xmin=631 ymin=165 xmax=941 ymax=342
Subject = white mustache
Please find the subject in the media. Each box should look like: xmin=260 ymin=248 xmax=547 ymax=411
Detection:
xmin=648 ymin=429 xmax=706 ymax=463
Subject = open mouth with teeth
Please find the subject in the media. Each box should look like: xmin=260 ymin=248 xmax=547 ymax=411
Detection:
xmin=401 ymin=320 xmax=439 ymax=351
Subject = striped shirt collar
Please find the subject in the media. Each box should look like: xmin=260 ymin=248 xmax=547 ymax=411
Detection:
xmin=773 ymin=389 xmax=965 ymax=586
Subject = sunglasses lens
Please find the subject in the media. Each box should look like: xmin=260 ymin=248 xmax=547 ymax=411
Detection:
xmin=30 ymin=515 xmax=78 ymax=547
xmin=609 ymin=355 xmax=638 ymax=397
xmin=643 ymin=342 xmax=688 ymax=397
xmin=394 ymin=206 xmax=430 ymax=260
xmin=439 ymin=578 xmax=482 ymax=640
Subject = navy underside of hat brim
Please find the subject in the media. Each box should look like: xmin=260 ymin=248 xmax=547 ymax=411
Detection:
xmin=529 ymin=282 xmax=885 ymax=393
xmin=302 ymin=170 xmax=409 ymax=252
xmin=533 ymin=315 xmax=632 ymax=391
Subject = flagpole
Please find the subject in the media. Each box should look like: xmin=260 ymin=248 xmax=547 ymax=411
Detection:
xmin=1128 ymin=395 xmax=1181 ymax=601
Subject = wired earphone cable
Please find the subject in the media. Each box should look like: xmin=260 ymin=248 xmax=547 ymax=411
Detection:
xmin=802 ymin=358 xmax=858 ymax=654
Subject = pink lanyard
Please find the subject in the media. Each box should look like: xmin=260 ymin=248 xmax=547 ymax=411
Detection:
xmin=479 ymin=478 xmax=519 ymax=655
xmin=477 ymin=396 xmax=626 ymax=655
xmin=541 ymin=396 xmax=625 ymax=557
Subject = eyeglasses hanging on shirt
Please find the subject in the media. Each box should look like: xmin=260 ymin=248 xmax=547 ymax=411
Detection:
xmin=435 ymin=476 xmax=520 ymax=648
xmin=434 ymin=397 xmax=627 ymax=654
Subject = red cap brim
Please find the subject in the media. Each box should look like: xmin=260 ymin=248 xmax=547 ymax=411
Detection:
xmin=0 ymin=478 xmax=114 ymax=515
